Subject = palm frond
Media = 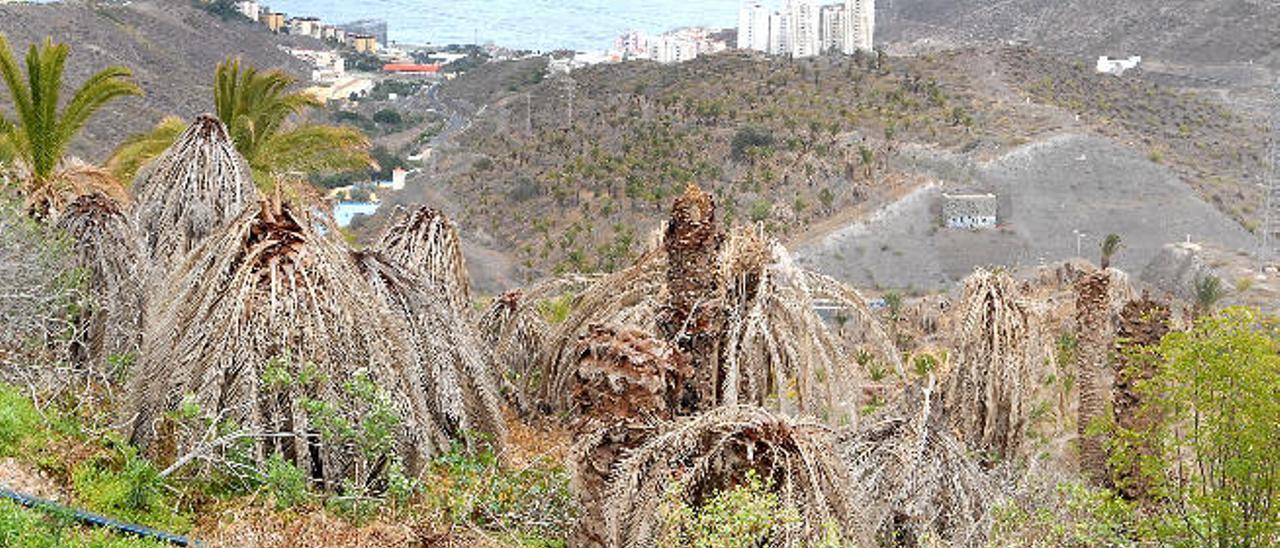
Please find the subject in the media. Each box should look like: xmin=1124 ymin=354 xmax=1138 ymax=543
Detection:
xmin=106 ymin=115 xmax=186 ymax=185
xmin=259 ymin=124 xmax=371 ymax=179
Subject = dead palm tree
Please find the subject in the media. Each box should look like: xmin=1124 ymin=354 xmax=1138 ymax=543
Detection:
xmin=0 ymin=34 xmax=141 ymax=216
xmin=131 ymin=115 xmax=257 ymax=280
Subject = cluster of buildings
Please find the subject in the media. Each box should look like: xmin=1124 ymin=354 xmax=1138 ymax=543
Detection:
xmin=613 ymin=28 xmax=730 ymax=64
xmin=737 ymin=0 xmax=875 ymax=58
xmin=232 ymin=1 xmax=382 ymax=53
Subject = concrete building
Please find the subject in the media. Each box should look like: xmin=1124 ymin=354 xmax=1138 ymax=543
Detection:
xmin=262 ymin=12 xmax=286 ymax=33
xmin=819 ymin=4 xmax=845 ymax=53
xmin=351 ymin=34 xmax=378 ymax=53
xmin=843 ymin=0 xmax=875 ymax=53
xmin=615 ymin=30 xmax=650 ymax=58
xmin=942 ymin=193 xmax=998 ymax=229
xmin=288 ymin=17 xmax=320 ymax=38
xmin=737 ymin=2 xmax=772 ymax=52
xmin=235 ymin=1 xmax=259 ymax=21
xmin=785 ymin=0 xmax=820 ymax=58
xmin=768 ymin=10 xmax=786 ymax=54
xmin=287 ymin=48 xmax=346 ymax=82
xmin=1096 ymin=56 xmax=1142 ymax=76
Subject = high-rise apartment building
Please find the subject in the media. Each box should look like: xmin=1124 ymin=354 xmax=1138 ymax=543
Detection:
xmin=819 ymin=4 xmax=845 ymax=53
xmin=736 ymin=2 xmax=772 ymax=51
xmin=785 ymin=0 xmax=820 ymax=58
xmin=843 ymin=0 xmax=875 ymax=53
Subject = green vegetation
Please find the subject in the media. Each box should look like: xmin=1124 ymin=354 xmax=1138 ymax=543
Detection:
xmin=0 ymin=33 xmax=140 ymax=215
xmin=1136 ymin=308 xmax=1280 ymax=545
xmin=110 ymin=58 xmax=372 ymax=190
xmin=0 ymin=499 xmax=169 ymax=547
xmin=657 ymin=471 xmax=809 ymax=547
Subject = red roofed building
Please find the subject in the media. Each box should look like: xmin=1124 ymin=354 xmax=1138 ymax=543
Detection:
xmin=382 ymin=63 xmax=442 ymax=74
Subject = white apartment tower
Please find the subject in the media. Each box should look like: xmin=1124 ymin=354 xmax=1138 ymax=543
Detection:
xmin=785 ymin=0 xmax=820 ymax=58
xmin=819 ymin=4 xmax=846 ymax=53
xmin=843 ymin=0 xmax=875 ymax=53
xmin=736 ymin=3 xmax=772 ymax=51
xmin=768 ymin=9 xmax=787 ymax=55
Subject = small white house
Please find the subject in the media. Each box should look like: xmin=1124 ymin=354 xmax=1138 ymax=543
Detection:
xmin=942 ymin=193 xmax=998 ymax=230
xmin=1096 ymin=56 xmax=1141 ymax=76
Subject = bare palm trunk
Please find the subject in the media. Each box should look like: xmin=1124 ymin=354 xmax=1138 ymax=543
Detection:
xmin=1075 ymin=269 xmax=1114 ymax=482
xmin=658 ymin=183 xmax=724 ymax=414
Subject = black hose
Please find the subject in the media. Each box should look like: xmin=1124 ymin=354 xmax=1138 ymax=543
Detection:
xmin=0 ymin=485 xmax=197 ymax=546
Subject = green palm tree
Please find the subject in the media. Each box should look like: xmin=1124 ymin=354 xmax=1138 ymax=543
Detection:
xmin=110 ymin=57 xmax=371 ymax=190
xmin=1100 ymin=233 xmax=1122 ymax=269
xmin=0 ymin=34 xmax=141 ymax=215
xmin=105 ymin=115 xmax=185 ymax=184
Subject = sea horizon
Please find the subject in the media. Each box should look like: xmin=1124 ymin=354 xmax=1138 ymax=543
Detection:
xmin=262 ymin=0 xmax=742 ymax=52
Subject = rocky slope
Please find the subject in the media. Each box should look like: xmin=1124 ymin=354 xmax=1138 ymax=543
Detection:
xmin=0 ymin=0 xmax=318 ymax=160
xmin=880 ymin=0 xmax=1280 ymax=69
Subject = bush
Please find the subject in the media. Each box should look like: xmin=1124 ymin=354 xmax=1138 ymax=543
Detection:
xmin=657 ymin=471 xmax=809 ymax=547
xmin=990 ymin=481 xmax=1137 ymax=546
xmin=423 ymin=442 xmax=575 ymax=542
xmin=372 ymin=109 xmax=403 ymax=126
xmin=730 ymin=126 xmax=775 ymax=161
xmin=1135 ymin=308 xmax=1280 ymax=545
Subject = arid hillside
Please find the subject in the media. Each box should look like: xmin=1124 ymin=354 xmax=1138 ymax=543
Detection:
xmin=424 ymin=47 xmax=1263 ymax=287
xmin=880 ymin=0 xmax=1280 ymax=69
xmin=0 ymin=0 xmax=317 ymax=160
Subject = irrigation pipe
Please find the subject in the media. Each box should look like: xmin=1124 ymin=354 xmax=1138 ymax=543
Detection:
xmin=0 ymin=485 xmax=197 ymax=546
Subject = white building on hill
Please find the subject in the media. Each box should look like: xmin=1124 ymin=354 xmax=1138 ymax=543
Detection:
xmin=843 ymin=0 xmax=874 ymax=54
xmin=235 ymin=1 xmax=259 ymax=21
xmin=737 ymin=2 xmax=772 ymax=51
xmin=738 ymin=0 xmax=873 ymax=57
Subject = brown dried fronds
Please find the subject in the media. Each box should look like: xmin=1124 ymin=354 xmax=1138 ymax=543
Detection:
xmin=605 ymin=405 xmax=857 ymax=547
xmin=131 ymin=115 xmax=257 ymax=279
xmin=841 ymin=378 xmax=1002 ymax=546
xmin=569 ymin=325 xmax=688 ymax=547
xmin=126 ymin=200 xmax=438 ymax=489
xmin=56 ymin=193 xmax=143 ymax=378
xmin=352 ymin=250 xmax=507 ymax=455
xmin=478 ymin=274 xmax=599 ymax=413
xmin=942 ymin=268 xmax=1051 ymax=463
xmin=374 ymin=206 xmax=472 ymax=313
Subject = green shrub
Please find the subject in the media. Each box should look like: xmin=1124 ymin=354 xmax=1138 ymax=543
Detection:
xmin=423 ymin=442 xmax=575 ymax=542
xmin=657 ymin=470 xmax=803 ymax=547
xmin=0 ymin=385 xmax=43 ymax=456
xmin=990 ymin=481 xmax=1136 ymax=546
xmin=1138 ymin=308 xmax=1280 ymax=545
xmin=263 ymin=455 xmax=310 ymax=511
xmin=71 ymin=445 xmax=188 ymax=532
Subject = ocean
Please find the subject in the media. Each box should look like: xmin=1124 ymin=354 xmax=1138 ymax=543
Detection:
xmin=262 ymin=0 xmax=742 ymax=52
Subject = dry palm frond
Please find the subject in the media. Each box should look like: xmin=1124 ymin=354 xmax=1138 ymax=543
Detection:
xmin=478 ymin=274 xmax=600 ymax=411
xmin=374 ymin=206 xmax=472 ymax=313
xmin=605 ymin=405 xmax=857 ymax=547
xmin=568 ymin=324 xmax=689 ymax=547
xmin=351 ymin=249 xmax=507 ymax=451
xmin=801 ymin=270 xmax=905 ymax=377
xmin=841 ymin=378 xmax=1002 ymax=546
xmin=131 ymin=115 xmax=256 ymax=279
xmin=126 ymin=199 xmax=437 ymax=489
xmin=537 ymin=250 xmax=670 ymax=411
xmin=716 ymin=227 xmax=864 ymax=426
xmin=526 ymin=185 xmax=891 ymax=424
xmin=55 ymin=193 xmax=143 ymax=377
xmin=8 ymin=158 xmax=129 ymax=219
xmin=942 ymin=269 xmax=1050 ymax=462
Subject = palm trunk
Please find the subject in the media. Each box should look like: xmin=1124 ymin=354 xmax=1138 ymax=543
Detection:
xmin=658 ymin=183 xmax=724 ymax=414
xmin=1075 ymin=270 xmax=1114 ymax=483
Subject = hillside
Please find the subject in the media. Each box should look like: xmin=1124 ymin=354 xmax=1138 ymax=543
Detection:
xmin=880 ymin=0 xmax=1280 ymax=69
xmin=423 ymin=47 xmax=1262 ymax=288
xmin=0 ymin=0 xmax=317 ymax=160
